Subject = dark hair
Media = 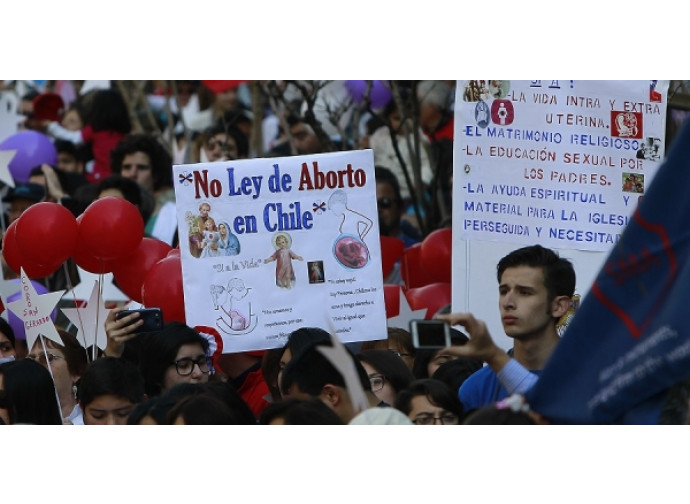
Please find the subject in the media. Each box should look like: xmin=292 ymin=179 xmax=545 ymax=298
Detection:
xmin=109 ymin=133 xmax=173 ymax=191
xmin=463 ymin=406 xmax=536 ymax=425
xmin=138 ymin=322 xmax=210 ymax=397
xmin=412 ymin=329 xmax=473 ymax=379
xmin=280 ymin=340 xmax=371 ymax=397
xmin=54 ymin=139 xmax=89 ymax=162
xmin=127 ymin=382 xmax=200 ymax=424
xmin=394 ymin=378 xmax=464 ymax=419
xmin=152 ymin=381 xmax=256 ymax=425
xmin=659 ymin=378 xmax=690 ymax=425
xmin=97 ymin=174 xmax=143 ymax=206
xmin=0 ymin=359 xmax=62 ymax=424
xmin=360 ymin=327 xmax=416 ymax=361
xmin=47 ymin=329 xmax=89 ymax=378
xmin=0 ymin=317 xmax=15 ymax=347
xmin=374 ymin=165 xmax=403 ymax=205
xmin=497 ymin=245 xmax=576 ymax=302
xmin=77 ymin=357 xmax=145 ymax=408
xmin=88 ymin=88 xmax=131 ymax=134
xmin=431 ymin=357 xmax=483 ymax=393
xmin=201 ymin=381 xmax=257 ymax=424
xmin=283 ymin=327 xmax=332 ymax=358
xmin=261 ymin=347 xmax=284 ymax=402
xmin=166 ymin=393 xmax=238 ymax=425
xmin=127 ymin=395 xmax=170 ymax=424
xmin=357 ymin=349 xmax=415 ymax=395
xmin=258 ymin=397 xmax=345 ymax=425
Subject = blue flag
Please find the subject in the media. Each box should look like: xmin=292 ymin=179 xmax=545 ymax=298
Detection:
xmin=525 ymin=119 xmax=690 ymax=424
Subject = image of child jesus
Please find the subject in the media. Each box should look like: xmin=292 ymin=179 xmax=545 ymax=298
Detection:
xmin=264 ymin=232 xmax=303 ymax=289
xmin=200 ymin=217 xmax=221 ymax=258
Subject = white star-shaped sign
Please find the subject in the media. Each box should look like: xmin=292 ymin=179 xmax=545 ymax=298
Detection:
xmin=0 ymin=91 xmax=26 ymax=152
xmin=6 ymin=268 xmax=64 ymax=350
xmin=61 ymin=280 xmax=112 ymax=350
xmin=0 ymin=149 xmax=16 ymax=188
xmin=62 ymin=266 xmax=128 ymax=303
xmin=387 ymin=289 xmax=427 ymax=330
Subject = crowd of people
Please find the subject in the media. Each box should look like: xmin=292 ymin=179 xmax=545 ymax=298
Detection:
xmin=0 ymin=80 xmax=464 ymax=425
xmin=0 ymin=80 xmax=686 ymax=426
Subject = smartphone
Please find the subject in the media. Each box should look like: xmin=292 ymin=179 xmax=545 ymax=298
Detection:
xmin=410 ymin=319 xmax=451 ymax=349
xmin=115 ymin=308 xmax=163 ymax=334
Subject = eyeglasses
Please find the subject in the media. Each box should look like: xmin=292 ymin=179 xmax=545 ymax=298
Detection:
xmin=377 ymin=197 xmax=396 ymax=209
xmin=412 ymin=413 xmax=459 ymax=425
xmin=27 ymin=352 xmax=64 ymax=365
xmin=173 ymin=356 xmax=213 ymax=376
xmin=369 ymin=373 xmax=387 ymax=392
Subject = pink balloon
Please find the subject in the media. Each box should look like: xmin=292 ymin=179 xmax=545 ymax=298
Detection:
xmin=0 ymin=130 xmax=57 ymax=184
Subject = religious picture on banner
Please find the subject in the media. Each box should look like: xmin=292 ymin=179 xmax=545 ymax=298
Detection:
xmin=454 ymin=80 xmax=669 ymax=252
xmin=173 ymin=150 xmax=387 ymax=353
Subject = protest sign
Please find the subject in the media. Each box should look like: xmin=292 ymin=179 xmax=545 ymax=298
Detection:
xmin=525 ymin=117 xmax=690 ymax=424
xmin=455 ymin=80 xmax=668 ymax=252
xmin=173 ymin=150 xmax=386 ymax=353
xmin=452 ymin=80 xmax=670 ymax=351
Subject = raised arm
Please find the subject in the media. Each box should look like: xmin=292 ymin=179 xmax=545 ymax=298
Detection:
xmin=435 ymin=312 xmax=537 ymax=395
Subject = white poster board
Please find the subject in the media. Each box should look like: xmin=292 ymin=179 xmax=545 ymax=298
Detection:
xmin=452 ymin=80 xmax=669 ymax=350
xmin=173 ymin=149 xmax=387 ymax=352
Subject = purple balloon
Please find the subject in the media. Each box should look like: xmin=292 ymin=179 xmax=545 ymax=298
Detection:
xmin=0 ymin=130 xmax=58 ymax=184
xmin=5 ymin=278 xmax=57 ymax=342
xmin=345 ymin=80 xmax=392 ymax=109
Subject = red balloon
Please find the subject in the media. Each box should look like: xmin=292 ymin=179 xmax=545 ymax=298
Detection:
xmin=72 ymin=246 xmax=116 ymax=274
xmin=202 ymin=80 xmax=249 ymax=94
xmin=78 ymin=197 xmax=144 ymax=261
xmin=71 ymin=214 xmax=116 ymax=273
xmin=405 ymin=282 xmax=452 ymax=320
xmin=141 ymin=255 xmax=186 ymax=324
xmin=112 ymin=237 xmax=172 ymax=303
xmin=383 ymin=284 xmax=403 ymax=319
xmin=400 ymin=243 xmax=436 ymax=289
xmin=2 ymin=220 xmax=62 ymax=278
xmin=380 ymin=236 xmax=404 ymax=279
xmin=420 ymin=228 xmax=452 ymax=283
xmin=15 ymin=202 xmax=78 ymax=266
xmin=166 ymin=248 xmax=180 ymax=258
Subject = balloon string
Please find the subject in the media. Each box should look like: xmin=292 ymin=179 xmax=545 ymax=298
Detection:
xmin=40 ymin=334 xmax=65 ymax=423
xmin=93 ymin=273 xmax=104 ymax=361
xmin=62 ymin=261 xmax=90 ymax=363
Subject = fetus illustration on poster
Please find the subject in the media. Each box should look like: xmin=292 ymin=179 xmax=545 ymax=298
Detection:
xmin=328 ymin=189 xmax=373 ymax=270
xmin=209 ymin=278 xmax=258 ymax=336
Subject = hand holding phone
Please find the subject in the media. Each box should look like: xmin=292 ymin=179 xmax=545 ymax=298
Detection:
xmin=115 ymin=308 xmax=163 ymax=334
xmin=409 ymin=319 xmax=451 ymax=349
